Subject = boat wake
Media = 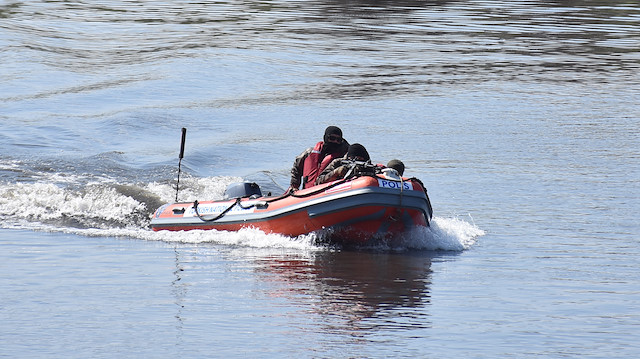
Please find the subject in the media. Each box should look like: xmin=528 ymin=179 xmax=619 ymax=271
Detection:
xmin=0 ymin=159 xmax=483 ymax=251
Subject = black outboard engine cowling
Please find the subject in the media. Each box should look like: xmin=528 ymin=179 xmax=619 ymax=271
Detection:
xmin=223 ymin=182 xmax=262 ymax=200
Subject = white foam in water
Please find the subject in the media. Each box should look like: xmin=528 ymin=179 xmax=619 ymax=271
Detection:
xmin=0 ymin=175 xmax=484 ymax=251
xmin=344 ymin=216 xmax=484 ymax=252
xmin=149 ymin=227 xmax=322 ymax=250
xmin=0 ymin=182 xmax=145 ymax=226
xmin=1 ymin=221 xmax=324 ymax=251
xmin=411 ymin=216 xmax=484 ymax=251
xmin=9 ymin=219 xmax=481 ymax=252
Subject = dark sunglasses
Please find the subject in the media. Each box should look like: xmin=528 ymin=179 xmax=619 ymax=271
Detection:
xmin=327 ymin=134 xmax=343 ymax=143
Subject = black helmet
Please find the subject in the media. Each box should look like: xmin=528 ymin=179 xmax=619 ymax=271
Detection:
xmin=347 ymin=143 xmax=370 ymax=161
xmin=323 ymin=126 xmax=343 ymax=143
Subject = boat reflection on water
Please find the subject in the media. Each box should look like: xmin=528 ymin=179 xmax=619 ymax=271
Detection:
xmin=254 ymin=250 xmax=435 ymax=332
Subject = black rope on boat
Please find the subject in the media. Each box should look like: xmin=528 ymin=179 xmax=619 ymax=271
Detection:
xmin=193 ymin=195 xmax=274 ymax=223
xmin=262 ymin=187 xmax=299 ymax=202
xmin=410 ymin=177 xmax=433 ymax=219
xmin=193 ymin=198 xmax=238 ymax=222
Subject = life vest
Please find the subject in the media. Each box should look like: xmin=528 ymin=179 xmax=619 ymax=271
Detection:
xmin=301 ymin=141 xmax=338 ymax=189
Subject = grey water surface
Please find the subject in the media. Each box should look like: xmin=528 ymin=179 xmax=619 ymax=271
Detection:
xmin=1 ymin=0 xmax=639 ymax=357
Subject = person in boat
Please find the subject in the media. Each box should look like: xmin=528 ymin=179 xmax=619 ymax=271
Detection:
xmin=289 ymin=126 xmax=349 ymax=190
xmin=315 ymin=143 xmax=371 ymax=185
xmin=386 ymin=159 xmax=405 ymax=176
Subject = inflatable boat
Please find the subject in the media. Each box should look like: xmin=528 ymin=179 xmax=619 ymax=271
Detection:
xmin=151 ymin=163 xmax=433 ymax=244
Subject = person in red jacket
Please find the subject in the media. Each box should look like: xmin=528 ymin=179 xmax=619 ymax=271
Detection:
xmin=289 ymin=126 xmax=349 ymax=190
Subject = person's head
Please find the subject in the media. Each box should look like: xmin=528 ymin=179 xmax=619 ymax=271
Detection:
xmin=346 ymin=143 xmax=370 ymax=162
xmin=323 ymin=126 xmax=343 ymax=145
xmin=386 ymin=159 xmax=405 ymax=176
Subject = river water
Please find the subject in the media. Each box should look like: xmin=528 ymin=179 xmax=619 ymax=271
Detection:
xmin=1 ymin=0 xmax=639 ymax=357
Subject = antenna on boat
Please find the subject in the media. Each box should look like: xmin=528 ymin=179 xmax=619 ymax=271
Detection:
xmin=175 ymin=127 xmax=187 ymax=202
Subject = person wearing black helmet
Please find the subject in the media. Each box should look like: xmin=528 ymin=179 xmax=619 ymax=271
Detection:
xmin=386 ymin=159 xmax=405 ymax=176
xmin=289 ymin=126 xmax=349 ymax=190
xmin=315 ymin=143 xmax=370 ymax=185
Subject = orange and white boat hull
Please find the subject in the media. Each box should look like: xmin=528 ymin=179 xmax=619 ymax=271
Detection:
xmin=151 ymin=175 xmax=432 ymax=244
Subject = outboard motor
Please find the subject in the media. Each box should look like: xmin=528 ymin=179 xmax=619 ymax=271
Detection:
xmin=223 ymin=181 xmax=262 ymax=200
